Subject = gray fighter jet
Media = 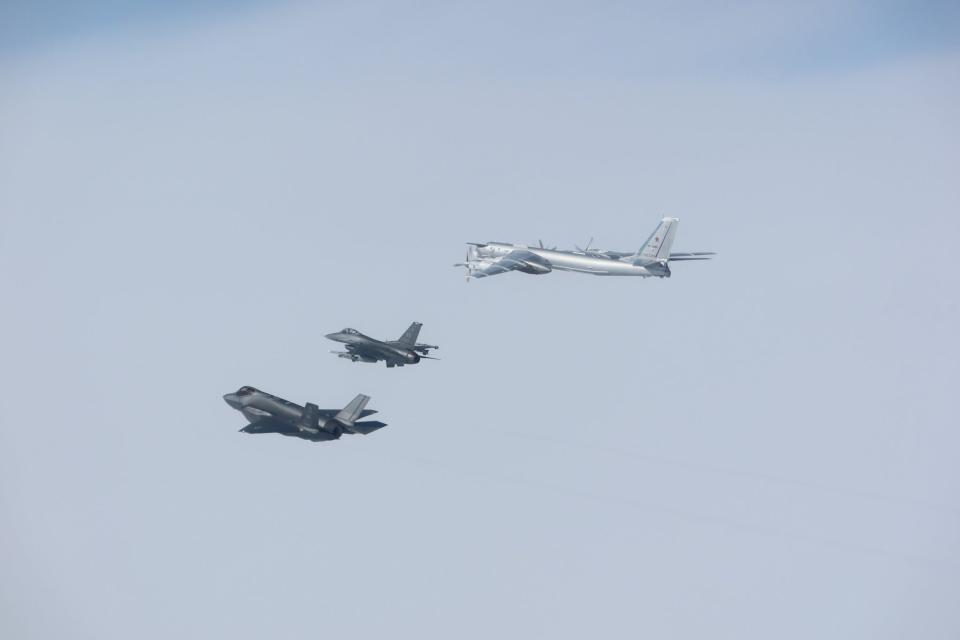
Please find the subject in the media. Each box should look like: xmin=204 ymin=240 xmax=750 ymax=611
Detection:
xmin=326 ymin=322 xmax=438 ymax=367
xmin=456 ymin=217 xmax=714 ymax=279
xmin=223 ymin=386 xmax=387 ymax=441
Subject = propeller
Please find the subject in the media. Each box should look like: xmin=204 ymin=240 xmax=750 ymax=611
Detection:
xmin=576 ymin=237 xmax=611 ymax=258
xmin=451 ymin=248 xmax=474 ymax=282
xmin=538 ymin=239 xmax=557 ymax=250
xmin=574 ymin=237 xmax=594 ymax=253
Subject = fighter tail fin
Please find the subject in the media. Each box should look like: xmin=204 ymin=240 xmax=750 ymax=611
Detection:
xmin=637 ymin=217 xmax=679 ymax=261
xmin=397 ymin=322 xmax=423 ymax=347
xmin=334 ymin=394 xmax=370 ymax=426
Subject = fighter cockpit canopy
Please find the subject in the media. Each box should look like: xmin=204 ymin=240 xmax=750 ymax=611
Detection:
xmin=237 ymin=386 xmax=257 ymax=396
xmin=342 ymin=328 xmax=360 ymax=335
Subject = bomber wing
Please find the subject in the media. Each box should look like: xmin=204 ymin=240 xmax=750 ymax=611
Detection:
xmin=457 ymin=247 xmax=552 ymax=279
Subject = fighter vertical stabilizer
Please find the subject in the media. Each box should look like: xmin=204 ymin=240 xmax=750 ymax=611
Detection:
xmin=335 ymin=393 xmax=371 ymax=426
xmin=396 ymin=322 xmax=423 ymax=348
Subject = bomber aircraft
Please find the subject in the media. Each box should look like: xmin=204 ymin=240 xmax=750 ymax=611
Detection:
xmin=326 ymin=322 xmax=438 ymax=367
xmin=455 ymin=217 xmax=713 ymax=280
xmin=223 ymin=386 xmax=387 ymax=442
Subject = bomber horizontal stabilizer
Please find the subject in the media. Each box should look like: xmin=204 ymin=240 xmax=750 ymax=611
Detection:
xmin=669 ymin=251 xmax=715 ymax=261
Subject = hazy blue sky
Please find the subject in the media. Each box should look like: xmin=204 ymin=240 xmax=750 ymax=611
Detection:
xmin=1 ymin=2 xmax=958 ymax=638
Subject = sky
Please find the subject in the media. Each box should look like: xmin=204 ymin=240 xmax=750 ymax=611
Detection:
xmin=1 ymin=1 xmax=959 ymax=638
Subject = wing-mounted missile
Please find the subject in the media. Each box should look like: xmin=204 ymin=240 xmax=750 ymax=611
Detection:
xmin=331 ymin=350 xmax=377 ymax=363
xmin=413 ymin=343 xmax=439 ymax=355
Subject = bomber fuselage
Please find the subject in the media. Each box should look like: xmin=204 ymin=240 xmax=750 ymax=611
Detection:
xmin=477 ymin=243 xmax=664 ymax=277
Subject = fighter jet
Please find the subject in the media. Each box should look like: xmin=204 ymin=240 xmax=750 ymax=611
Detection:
xmin=223 ymin=386 xmax=387 ymax=441
xmin=326 ymin=322 xmax=438 ymax=368
xmin=455 ymin=217 xmax=714 ymax=279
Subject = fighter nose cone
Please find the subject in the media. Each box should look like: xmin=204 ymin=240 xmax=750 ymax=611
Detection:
xmin=223 ymin=393 xmax=241 ymax=409
xmin=325 ymin=332 xmax=340 ymax=341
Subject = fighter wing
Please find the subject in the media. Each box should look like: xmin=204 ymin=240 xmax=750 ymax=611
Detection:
xmin=459 ymin=248 xmax=552 ymax=279
xmin=315 ymin=408 xmax=378 ymax=419
xmin=239 ymin=417 xmax=286 ymax=433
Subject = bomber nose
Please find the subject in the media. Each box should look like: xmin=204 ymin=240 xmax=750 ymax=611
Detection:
xmin=223 ymin=393 xmax=241 ymax=409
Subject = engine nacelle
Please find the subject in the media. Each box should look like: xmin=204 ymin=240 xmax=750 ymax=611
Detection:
xmin=516 ymin=261 xmax=552 ymax=275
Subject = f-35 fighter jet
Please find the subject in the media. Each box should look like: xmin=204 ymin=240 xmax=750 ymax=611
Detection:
xmin=326 ymin=322 xmax=438 ymax=368
xmin=223 ymin=386 xmax=387 ymax=441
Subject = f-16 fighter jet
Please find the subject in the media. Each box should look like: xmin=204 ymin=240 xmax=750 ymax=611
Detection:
xmin=326 ymin=322 xmax=438 ymax=368
xmin=456 ymin=217 xmax=714 ymax=280
xmin=223 ymin=386 xmax=387 ymax=441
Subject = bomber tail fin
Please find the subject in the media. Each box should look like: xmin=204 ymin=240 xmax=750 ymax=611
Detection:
xmin=397 ymin=322 xmax=423 ymax=347
xmin=637 ymin=217 xmax=679 ymax=261
xmin=334 ymin=393 xmax=370 ymax=426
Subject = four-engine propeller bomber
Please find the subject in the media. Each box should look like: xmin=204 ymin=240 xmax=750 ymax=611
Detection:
xmin=224 ymin=386 xmax=387 ymax=442
xmin=326 ymin=322 xmax=438 ymax=367
xmin=455 ymin=217 xmax=714 ymax=280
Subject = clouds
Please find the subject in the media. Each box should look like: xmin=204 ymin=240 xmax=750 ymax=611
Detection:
xmin=6 ymin=1 xmax=958 ymax=83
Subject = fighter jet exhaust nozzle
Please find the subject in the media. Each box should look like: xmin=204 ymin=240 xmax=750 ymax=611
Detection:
xmin=404 ymin=351 xmax=421 ymax=364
